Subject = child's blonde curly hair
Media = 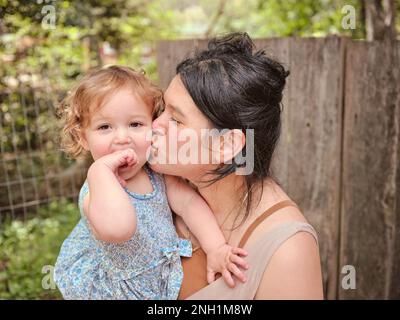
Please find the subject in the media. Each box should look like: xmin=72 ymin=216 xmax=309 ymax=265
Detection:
xmin=58 ymin=65 xmax=163 ymax=159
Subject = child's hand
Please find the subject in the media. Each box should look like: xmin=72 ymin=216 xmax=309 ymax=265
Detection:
xmin=206 ymin=244 xmax=249 ymax=288
xmin=92 ymin=149 xmax=138 ymax=187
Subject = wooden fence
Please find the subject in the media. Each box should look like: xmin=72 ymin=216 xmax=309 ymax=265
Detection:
xmin=156 ymin=37 xmax=400 ymax=300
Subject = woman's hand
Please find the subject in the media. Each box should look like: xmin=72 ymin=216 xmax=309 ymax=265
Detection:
xmin=90 ymin=149 xmax=137 ymax=187
xmin=206 ymin=244 xmax=249 ymax=288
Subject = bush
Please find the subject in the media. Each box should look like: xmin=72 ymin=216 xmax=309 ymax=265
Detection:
xmin=0 ymin=199 xmax=80 ymax=299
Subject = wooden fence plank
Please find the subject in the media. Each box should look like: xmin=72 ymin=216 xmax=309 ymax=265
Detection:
xmin=255 ymin=38 xmax=343 ymax=300
xmin=156 ymin=39 xmax=208 ymax=89
xmin=265 ymin=37 xmax=344 ymax=300
xmin=339 ymin=40 xmax=400 ymax=299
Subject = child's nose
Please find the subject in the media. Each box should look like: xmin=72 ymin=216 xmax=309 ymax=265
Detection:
xmin=114 ymin=128 xmax=132 ymax=144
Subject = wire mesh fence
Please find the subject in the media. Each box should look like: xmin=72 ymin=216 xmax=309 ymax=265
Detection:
xmin=0 ymin=83 xmax=88 ymax=224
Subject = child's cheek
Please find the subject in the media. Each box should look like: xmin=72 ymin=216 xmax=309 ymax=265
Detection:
xmin=91 ymin=141 xmax=112 ymax=160
xmin=131 ymin=131 xmax=150 ymax=163
xmin=136 ymin=138 xmax=152 ymax=163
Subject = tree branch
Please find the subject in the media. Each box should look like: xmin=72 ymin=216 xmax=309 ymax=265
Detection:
xmin=204 ymin=0 xmax=228 ymax=38
xmin=364 ymin=0 xmax=397 ymax=40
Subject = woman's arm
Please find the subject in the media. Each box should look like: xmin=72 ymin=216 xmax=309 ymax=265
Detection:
xmin=164 ymin=175 xmax=249 ymax=286
xmin=255 ymin=231 xmax=324 ymax=299
xmin=83 ymin=149 xmax=138 ymax=244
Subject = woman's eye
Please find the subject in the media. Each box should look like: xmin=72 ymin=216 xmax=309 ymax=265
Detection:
xmin=170 ymin=117 xmax=181 ymax=125
xmin=130 ymin=122 xmax=142 ymax=128
xmin=98 ymin=125 xmax=110 ymax=130
xmin=159 ymin=100 xmax=166 ymax=112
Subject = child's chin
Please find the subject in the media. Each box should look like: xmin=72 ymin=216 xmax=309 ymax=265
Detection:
xmin=119 ymin=165 xmax=138 ymax=179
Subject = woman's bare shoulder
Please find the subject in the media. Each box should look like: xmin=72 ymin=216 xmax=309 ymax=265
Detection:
xmin=249 ymin=199 xmax=323 ymax=299
xmin=248 ymin=182 xmax=323 ymax=299
xmin=254 ymin=227 xmax=323 ymax=299
xmin=242 ymin=195 xmax=309 ymax=248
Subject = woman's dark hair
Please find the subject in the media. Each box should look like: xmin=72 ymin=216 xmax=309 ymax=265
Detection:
xmin=176 ymin=32 xmax=289 ymax=229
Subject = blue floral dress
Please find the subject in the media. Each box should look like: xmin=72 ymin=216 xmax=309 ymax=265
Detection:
xmin=54 ymin=166 xmax=192 ymax=300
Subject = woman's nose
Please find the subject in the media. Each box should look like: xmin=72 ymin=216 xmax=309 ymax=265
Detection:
xmin=152 ymin=112 xmax=167 ymax=131
xmin=152 ymin=117 xmax=160 ymax=130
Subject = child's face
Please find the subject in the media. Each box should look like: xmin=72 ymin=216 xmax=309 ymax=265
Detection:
xmin=80 ymin=88 xmax=153 ymax=180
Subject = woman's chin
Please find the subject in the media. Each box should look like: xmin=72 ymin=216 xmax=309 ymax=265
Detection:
xmin=147 ymin=161 xmax=161 ymax=173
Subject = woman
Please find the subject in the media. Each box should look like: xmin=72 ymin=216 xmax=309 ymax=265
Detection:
xmin=150 ymin=32 xmax=323 ymax=299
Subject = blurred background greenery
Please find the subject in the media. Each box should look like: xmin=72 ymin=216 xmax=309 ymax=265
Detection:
xmin=0 ymin=0 xmax=399 ymax=299
xmin=0 ymin=199 xmax=79 ymax=299
xmin=1 ymin=0 xmax=368 ymax=91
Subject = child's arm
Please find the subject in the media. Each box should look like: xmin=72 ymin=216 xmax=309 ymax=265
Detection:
xmin=165 ymin=175 xmax=249 ymax=288
xmin=83 ymin=149 xmax=138 ymax=243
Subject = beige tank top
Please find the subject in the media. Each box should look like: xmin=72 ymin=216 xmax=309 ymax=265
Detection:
xmin=176 ymin=200 xmax=319 ymax=300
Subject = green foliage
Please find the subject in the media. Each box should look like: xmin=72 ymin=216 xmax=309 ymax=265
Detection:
xmin=174 ymin=0 xmax=364 ymax=39
xmin=0 ymin=0 xmax=365 ymax=154
xmin=0 ymin=0 xmax=179 ymax=89
xmin=0 ymin=0 xmax=366 ymax=87
xmin=0 ymin=199 xmax=80 ymax=299
xmin=0 ymin=1 xmax=180 ymax=156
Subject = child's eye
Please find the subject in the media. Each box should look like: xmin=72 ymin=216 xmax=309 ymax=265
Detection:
xmin=130 ymin=122 xmax=143 ymax=128
xmin=98 ymin=124 xmax=110 ymax=130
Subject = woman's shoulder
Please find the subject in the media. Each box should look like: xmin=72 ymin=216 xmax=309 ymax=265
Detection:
xmin=254 ymin=180 xmax=311 ymax=230
xmin=253 ymin=222 xmax=323 ymax=299
xmin=250 ymin=201 xmax=317 ymax=252
xmin=247 ymin=198 xmax=323 ymax=299
xmin=240 ymin=195 xmax=309 ymax=247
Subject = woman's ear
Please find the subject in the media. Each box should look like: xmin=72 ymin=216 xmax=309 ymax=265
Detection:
xmin=219 ymin=129 xmax=245 ymax=164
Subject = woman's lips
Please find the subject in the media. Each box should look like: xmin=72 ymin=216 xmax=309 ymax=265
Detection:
xmin=151 ymin=142 xmax=158 ymax=150
xmin=150 ymin=129 xmax=165 ymax=159
xmin=150 ymin=136 xmax=159 ymax=150
xmin=151 ymin=128 xmax=165 ymax=147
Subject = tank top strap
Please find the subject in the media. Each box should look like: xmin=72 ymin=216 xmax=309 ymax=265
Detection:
xmin=238 ymin=199 xmax=298 ymax=248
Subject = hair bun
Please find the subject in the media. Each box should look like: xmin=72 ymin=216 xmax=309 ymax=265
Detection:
xmin=278 ymin=65 xmax=290 ymax=80
xmin=207 ymin=32 xmax=254 ymax=56
xmin=283 ymin=69 xmax=290 ymax=79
